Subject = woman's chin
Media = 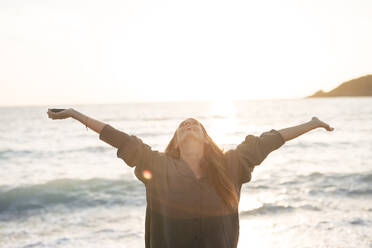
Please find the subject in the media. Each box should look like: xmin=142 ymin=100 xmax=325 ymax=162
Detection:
xmin=181 ymin=133 xmax=203 ymax=143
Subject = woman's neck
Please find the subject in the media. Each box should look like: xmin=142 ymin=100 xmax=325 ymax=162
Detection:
xmin=179 ymin=138 xmax=205 ymax=177
xmin=179 ymin=139 xmax=203 ymax=162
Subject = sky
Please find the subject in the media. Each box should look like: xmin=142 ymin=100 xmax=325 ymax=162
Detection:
xmin=0 ymin=0 xmax=371 ymax=106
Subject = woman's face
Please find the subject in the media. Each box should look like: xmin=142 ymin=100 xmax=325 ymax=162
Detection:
xmin=175 ymin=118 xmax=207 ymax=147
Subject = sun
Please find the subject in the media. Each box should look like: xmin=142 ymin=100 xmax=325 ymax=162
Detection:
xmin=207 ymin=98 xmax=238 ymax=146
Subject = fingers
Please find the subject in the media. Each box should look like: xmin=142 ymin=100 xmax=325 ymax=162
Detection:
xmin=313 ymin=117 xmax=334 ymax=132
xmin=47 ymin=108 xmax=58 ymax=120
xmin=47 ymin=108 xmax=70 ymax=120
xmin=47 ymin=112 xmax=54 ymax=119
xmin=324 ymin=123 xmax=334 ymax=131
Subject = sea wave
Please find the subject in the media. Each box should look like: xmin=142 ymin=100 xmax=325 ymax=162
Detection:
xmin=308 ymin=188 xmax=372 ymax=197
xmin=239 ymin=203 xmax=320 ymax=216
xmin=0 ymin=146 xmax=112 ymax=160
xmin=0 ymin=148 xmax=33 ymax=159
xmin=277 ymin=171 xmax=372 ymax=197
xmin=0 ymin=178 xmax=145 ymax=216
xmin=240 ymin=203 xmax=294 ymax=216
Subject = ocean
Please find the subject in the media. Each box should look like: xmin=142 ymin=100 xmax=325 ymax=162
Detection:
xmin=0 ymin=98 xmax=371 ymax=248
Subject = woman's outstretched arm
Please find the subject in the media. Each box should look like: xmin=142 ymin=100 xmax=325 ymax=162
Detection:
xmin=277 ymin=117 xmax=334 ymax=142
xmin=47 ymin=108 xmax=168 ymax=185
xmin=47 ymin=108 xmax=107 ymax=134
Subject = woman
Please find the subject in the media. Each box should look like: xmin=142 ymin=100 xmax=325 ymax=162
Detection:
xmin=47 ymin=108 xmax=334 ymax=248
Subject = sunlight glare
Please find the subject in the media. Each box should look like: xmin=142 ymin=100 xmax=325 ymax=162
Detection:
xmin=207 ymin=99 xmax=238 ymax=146
xmin=142 ymin=170 xmax=152 ymax=180
xmin=238 ymin=219 xmax=271 ymax=248
xmin=238 ymin=196 xmax=263 ymax=213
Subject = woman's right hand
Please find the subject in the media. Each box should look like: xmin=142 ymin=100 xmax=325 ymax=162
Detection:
xmin=47 ymin=108 xmax=74 ymax=120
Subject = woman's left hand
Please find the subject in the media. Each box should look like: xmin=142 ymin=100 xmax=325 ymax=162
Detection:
xmin=47 ymin=108 xmax=74 ymax=120
xmin=311 ymin=117 xmax=334 ymax=131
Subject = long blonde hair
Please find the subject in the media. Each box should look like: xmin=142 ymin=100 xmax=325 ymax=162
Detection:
xmin=164 ymin=119 xmax=239 ymax=211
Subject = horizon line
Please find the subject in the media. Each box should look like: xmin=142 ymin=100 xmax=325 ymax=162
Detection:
xmin=2 ymin=95 xmax=371 ymax=108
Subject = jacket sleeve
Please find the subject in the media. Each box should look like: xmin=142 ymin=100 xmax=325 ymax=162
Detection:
xmin=234 ymin=129 xmax=285 ymax=184
xmin=99 ymin=124 xmax=168 ymax=185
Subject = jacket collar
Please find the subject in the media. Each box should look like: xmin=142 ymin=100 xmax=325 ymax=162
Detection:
xmin=177 ymin=157 xmax=208 ymax=181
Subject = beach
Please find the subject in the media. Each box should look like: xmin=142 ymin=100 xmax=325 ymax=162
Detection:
xmin=0 ymin=98 xmax=371 ymax=247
